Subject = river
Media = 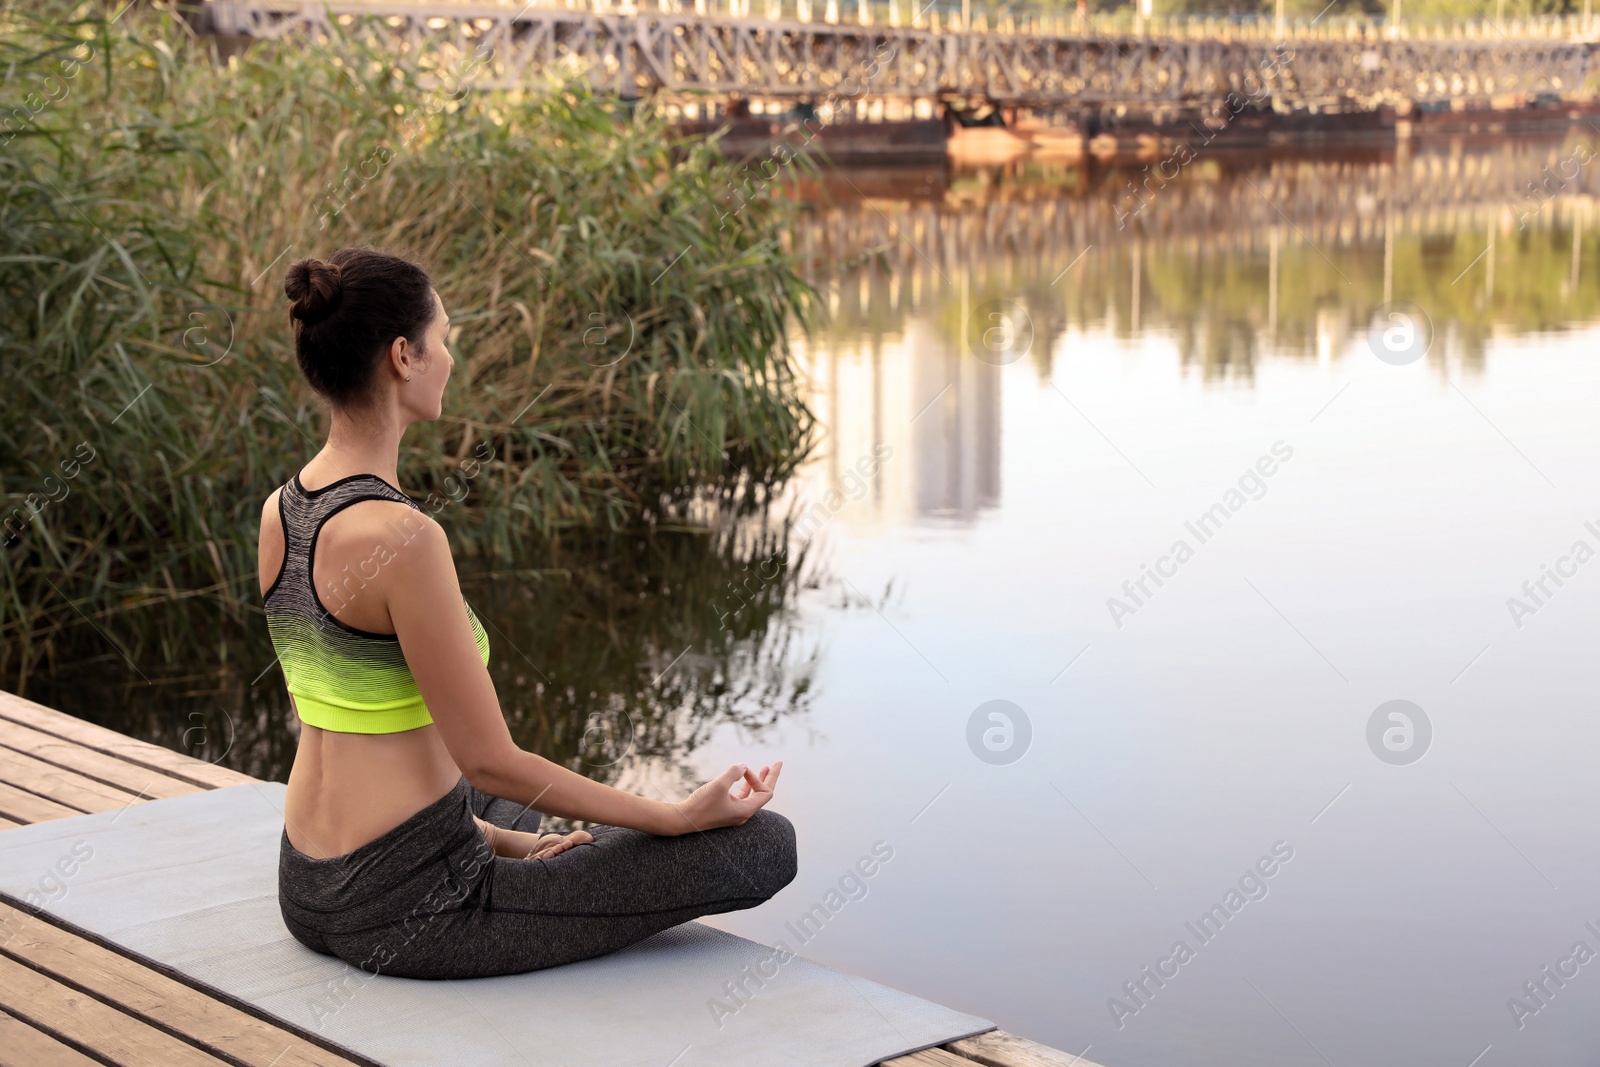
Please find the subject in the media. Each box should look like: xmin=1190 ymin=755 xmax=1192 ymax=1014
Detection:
xmin=705 ymin=133 xmax=1600 ymax=1065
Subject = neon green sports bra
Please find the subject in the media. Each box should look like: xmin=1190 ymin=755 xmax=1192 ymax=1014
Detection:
xmin=262 ymin=471 xmax=489 ymax=734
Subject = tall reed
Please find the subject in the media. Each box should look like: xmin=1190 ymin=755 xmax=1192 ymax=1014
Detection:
xmin=0 ymin=2 xmax=818 ymax=689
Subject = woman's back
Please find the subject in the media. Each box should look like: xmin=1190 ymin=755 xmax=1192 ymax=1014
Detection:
xmin=258 ymin=461 xmax=481 ymax=858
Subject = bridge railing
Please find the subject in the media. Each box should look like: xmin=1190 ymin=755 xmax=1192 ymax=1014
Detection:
xmin=213 ymin=0 xmax=1600 ymax=39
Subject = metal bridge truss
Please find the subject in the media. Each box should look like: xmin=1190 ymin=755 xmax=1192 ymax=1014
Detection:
xmin=207 ymin=3 xmax=1593 ymax=106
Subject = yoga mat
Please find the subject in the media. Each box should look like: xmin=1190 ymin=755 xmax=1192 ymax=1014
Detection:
xmin=0 ymin=782 xmax=993 ymax=1067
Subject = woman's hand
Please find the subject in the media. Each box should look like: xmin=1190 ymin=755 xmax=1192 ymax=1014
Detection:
xmin=474 ymin=814 xmax=593 ymax=860
xmin=666 ymin=761 xmax=782 ymax=835
xmin=521 ymin=830 xmax=593 ymax=860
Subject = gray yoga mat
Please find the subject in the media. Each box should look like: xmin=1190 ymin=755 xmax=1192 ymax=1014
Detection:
xmin=0 ymin=781 xmax=992 ymax=1067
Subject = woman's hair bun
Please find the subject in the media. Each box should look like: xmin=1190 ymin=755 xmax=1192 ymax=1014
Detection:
xmin=284 ymin=257 xmax=344 ymax=324
xmin=282 ymin=247 xmax=436 ymax=408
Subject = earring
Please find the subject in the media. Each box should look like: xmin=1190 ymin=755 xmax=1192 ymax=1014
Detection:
xmin=405 ymin=375 xmax=412 ymax=381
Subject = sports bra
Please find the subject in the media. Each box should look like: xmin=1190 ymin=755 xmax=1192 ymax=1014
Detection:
xmin=261 ymin=471 xmax=489 ymax=734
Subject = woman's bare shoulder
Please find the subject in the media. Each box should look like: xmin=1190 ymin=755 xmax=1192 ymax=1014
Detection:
xmin=316 ymin=500 xmax=450 ymax=588
xmin=258 ymin=487 xmax=284 ymax=546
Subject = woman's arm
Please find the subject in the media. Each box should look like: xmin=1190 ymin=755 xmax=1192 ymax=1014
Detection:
xmin=470 ymin=748 xmax=780 ymax=836
xmin=385 ymin=515 xmax=781 ymax=836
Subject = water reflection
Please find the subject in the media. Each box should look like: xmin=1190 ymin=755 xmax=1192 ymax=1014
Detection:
xmin=765 ymin=133 xmax=1600 ymax=547
xmin=808 ymin=318 xmax=1003 ymax=526
xmin=795 ymin=132 xmax=1600 ymax=389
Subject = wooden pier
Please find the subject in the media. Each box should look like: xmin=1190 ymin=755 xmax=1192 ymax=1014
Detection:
xmin=0 ymin=689 xmax=1095 ymax=1067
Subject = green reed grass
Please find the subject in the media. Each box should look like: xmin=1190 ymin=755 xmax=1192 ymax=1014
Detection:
xmin=0 ymin=1 xmax=818 ymax=688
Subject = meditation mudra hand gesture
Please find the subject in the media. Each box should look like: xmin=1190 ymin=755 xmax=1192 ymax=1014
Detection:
xmin=473 ymin=762 xmax=783 ymax=859
xmin=676 ymin=761 xmax=784 ymax=829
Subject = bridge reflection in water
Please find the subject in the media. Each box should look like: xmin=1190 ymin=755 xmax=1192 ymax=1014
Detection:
xmin=785 ymin=134 xmax=1600 ymax=528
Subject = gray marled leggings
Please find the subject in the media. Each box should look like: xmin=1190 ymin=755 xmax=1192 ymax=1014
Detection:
xmin=278 ymin=776 xmax=797 ymax=979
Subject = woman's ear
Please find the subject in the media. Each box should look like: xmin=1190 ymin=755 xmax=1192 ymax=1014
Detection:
xmin=388 ymin=335 xmax=411 ymax=381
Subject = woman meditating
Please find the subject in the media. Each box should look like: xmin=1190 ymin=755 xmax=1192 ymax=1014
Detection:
xmin=258 ymin=247 xmax=796 ymax=980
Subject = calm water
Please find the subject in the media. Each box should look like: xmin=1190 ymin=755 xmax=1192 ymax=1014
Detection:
xmin=35 ymin=133 xmax=1600 ymax=1065
xmin=705 ymin=136 xmax=1600 ymax=1066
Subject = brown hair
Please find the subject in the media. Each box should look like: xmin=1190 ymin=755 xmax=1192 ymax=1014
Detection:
xmin=283 ymin=248 xmax=437 ymax=407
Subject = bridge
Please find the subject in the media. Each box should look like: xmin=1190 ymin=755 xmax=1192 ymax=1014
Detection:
xmin=204 ymin=1 xmax=1597 ymax=110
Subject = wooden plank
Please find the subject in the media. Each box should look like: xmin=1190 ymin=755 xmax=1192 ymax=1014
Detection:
xmin=0 ymin=813 xmax=22 ymax=832
xmin=0 ymin=780 xmax=80 ymax=825
xmin=0 ymin=718 xmax=200 ymax=802
xmin=0 ymin=1010 xmax=103 ymax=1067
xmin=0 ymin=745 xmax=149 ymax=816
xmin=0 ymin=902 xmax=365 ymax=1067
xmin=882 ymin=1048 xmax=981 ymax=1067
xmin=0 ymin=691 xmax=254 ymax=791
xmin=0 ymin=951 xmax=231 ymax=1067
xmin=947 ymin=1030 xmax=1110 ymax=1067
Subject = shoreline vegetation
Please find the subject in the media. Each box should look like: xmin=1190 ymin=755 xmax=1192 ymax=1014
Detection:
xmin=1 ymin=2 xmax=820 ymax=690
